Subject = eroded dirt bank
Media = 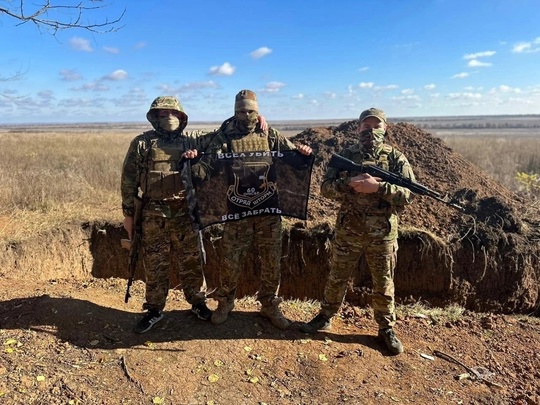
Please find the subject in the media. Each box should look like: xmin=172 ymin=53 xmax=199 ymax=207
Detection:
xmin=2 ymin=121 xmax=539 ymax=314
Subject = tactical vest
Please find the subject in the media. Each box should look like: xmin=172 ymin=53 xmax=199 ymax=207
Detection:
xmin=140 ymin=135 xmax=188 ymax=201
xmin=345 ymin=144 xmax=394 ymax=214
xmin=229 ymin=132 xmax=270 ymax=153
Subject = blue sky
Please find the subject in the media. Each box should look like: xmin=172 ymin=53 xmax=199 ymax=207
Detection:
xmin=1 ymin=0 xmax=540 ymax=124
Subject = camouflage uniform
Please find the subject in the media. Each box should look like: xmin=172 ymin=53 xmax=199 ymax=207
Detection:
xmin=121 ymin=96 xmax=209 ymax=312
xmin=320 ymin=126 xmax=415 ymax=329
xmin=192 ymin=90 xmax=298 ymax=328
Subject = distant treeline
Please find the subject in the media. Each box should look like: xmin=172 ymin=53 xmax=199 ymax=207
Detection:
xmin=415 ymin=122 xmax=540 ymax=129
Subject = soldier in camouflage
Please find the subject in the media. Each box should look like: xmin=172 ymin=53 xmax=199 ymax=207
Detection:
xmin=121 ymin=96 xmax=213 ymax=334
xmin=188 ymin=90 xmax=312 ymax=330
xmin=300 ymin=108 xmax=415 ymax=355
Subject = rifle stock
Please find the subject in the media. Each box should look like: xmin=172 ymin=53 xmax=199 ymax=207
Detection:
xmin=328 ymin=153 xmax=464 ymax=211
xmin=123 ymin=196 xmax=144 ymax=303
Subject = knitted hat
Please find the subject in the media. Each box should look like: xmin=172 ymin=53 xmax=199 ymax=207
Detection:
xmin=234 ymin=89 xmax=259 ymax=112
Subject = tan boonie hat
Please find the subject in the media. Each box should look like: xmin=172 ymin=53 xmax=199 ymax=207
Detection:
xmin=235 ymin=89 xmax=259 ymax=112
xmin=359 ymin=107 xmax=387 ymax=124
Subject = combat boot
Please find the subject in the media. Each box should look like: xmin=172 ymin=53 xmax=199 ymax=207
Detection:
xmin=211 ymin=297 xmax=235 ymax=325
xmin=300 ymin=312 xmax=331 ymax=333
xmin=259 ymin=297 xmax=291 ymax=330
xmin=378 ymin=328 xmax=404 ymax=355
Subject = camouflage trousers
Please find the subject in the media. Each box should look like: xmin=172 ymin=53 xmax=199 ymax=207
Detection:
xmin=217 ymin=215 xmax=283 ymax=306
xmin=141 ymin=210 xmax=205 ymax=311
xmin=321 ymin=212 xmax=399 ymax=329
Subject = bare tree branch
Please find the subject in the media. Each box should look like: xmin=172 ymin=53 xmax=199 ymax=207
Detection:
xmin=0 ymin=1 xmax=125 ymax=34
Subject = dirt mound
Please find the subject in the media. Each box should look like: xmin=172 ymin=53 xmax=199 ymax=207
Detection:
xmin=287 ymin=121 xmax=540 ymax=313
xmin=294 ymin=121 xmax=531 ymax=236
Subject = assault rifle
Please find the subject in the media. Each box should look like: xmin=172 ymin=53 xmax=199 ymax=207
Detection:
xmin=121 ymin=196 xmax=144 ymax=303
xmin=328 ymin=153 xmax=464 ymax=211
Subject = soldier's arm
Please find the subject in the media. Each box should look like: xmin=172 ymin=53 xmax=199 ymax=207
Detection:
xmin=190 ymin=131 xmax=226 ymax=182
xmin=320 ymin=151 xmax=354 ymax=200
xmin=121 ymin=136 xmax=145 ymax=216
xmin=377 ymin=151 xmax=415 ymax=206
xmin=269 ymin=128 xmax=297 ymax=151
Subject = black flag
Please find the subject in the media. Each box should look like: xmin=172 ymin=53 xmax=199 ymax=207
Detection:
xmin=190 ymin=150 xmax=314 ymax=229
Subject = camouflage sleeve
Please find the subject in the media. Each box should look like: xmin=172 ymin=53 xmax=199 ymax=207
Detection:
xmin=120 ymin=135 xmax=147 ymax=216
xmin=268 ymin=127 xmax=297 ymax=151
xmin=185 ymin=129 xmax=219 ymax=151
xmin=377 ymin=150 xmax=416 ymax=206
xmin=190 ymin=131 xmax=227 ymax=182
xmin=320 ymin=150 xmax=353 ymax=200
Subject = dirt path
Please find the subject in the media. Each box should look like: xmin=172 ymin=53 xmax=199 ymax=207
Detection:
xmin=1 ymin=277 xmax=539 ymax=404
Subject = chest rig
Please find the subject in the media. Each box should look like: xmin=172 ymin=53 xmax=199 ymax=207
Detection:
xmin=141 ymin=134 xmax=190 ymax=201
xmin=345 ymin=144 xmax=393 ymax=213
xmin=229 ymin=132 xmax=270 ymax=153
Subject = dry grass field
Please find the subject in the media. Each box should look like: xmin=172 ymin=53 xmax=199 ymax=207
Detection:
xmin=1 ymin=116 xmax=539 ymax=242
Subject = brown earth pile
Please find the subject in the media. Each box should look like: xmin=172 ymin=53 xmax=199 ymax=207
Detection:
xmin=288 ymin=121 xmax=540 ymax=313
xmin=85 ymin=121 xmax=540 ymax=315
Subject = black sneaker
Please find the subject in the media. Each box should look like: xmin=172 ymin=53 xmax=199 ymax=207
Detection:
xmin=300 ymin=313 xmax=331 ymax=333
xmin=191 ymin=302 xmax=212 ymax=321
xmin=378 ymin=328 xmax=404 ymax=355
xmin=133 ymin=309 xmax=164 ymax=334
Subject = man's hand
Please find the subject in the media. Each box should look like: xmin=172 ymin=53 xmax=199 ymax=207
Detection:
xmin=182 ymin=149 xmax=198 ymax=159
xmin=257 ymin=115 xmax=269 ymax=132
xmin=349 ymin=173 xmax=381 ymax=194
xmin=297 ymin=144 xmax=312 ymax=155
xmin=123 ymin=216 xmax=134 ymax=240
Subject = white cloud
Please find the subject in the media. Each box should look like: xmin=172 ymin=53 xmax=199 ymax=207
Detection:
xmin=37 ymin=90 xmax=54 ymax=101
xmin=70 ymin=37 xmax=93 ymax=52
xmin=467 ymin=59 xmax=492 ymax=67
xmin=324 ymin=92 xmax=337 ymax=99
xmin=358 ymin=82 xmax=374 ymax=89
xmin=452 ymin=72 xmax=469 ymax=79
xmin=424 ymin=84 xmax=436 ymax=90
xmin=103 ymin=46 xmax=119 ymax=54
xmin=375 ymin=84 xmax=399 ymax=90
xmin=158 ymin=81 xmax=220 ymax=92
xmin=464 ymin=86 xmax=483 ymax=91
xmin=59 ymin=69 xmax=82 ymax=81
xmin=292 ymin=93 xmax=304 ymax=99
xmin=250 ymin=47 xmax=272 ymax=59
xmin=209 ymin=62 xmax=236 ymax=76
xmin=463 ymin=51 xmax=496 ymax=59
xmin=391 ymin=95 xmax=421 ymax=102
xmin=512 ymin=37 xmax=540 ymax=53
xmin=134 ymin=41 xmax=148 ymax=49
xmin=72 ymin=82 xmax=110 ymax=92
xmin=103 ymin=70 xmax=128 ymax=81
xmin=262 ymin=81 xmax=286 ymax=93
xmin=358 ymin=66 xmax=369 ymax=72
xmin=401 ymin=89 xmax=414 ymax=95
xmin=489 ymin=85 xmax=522 ymax=94
xmin=447 ymin=92 xmax=482 ymax=100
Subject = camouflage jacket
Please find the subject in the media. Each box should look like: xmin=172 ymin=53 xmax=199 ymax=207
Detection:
xmin=321 ymin=143 xmax=415 ymax=214
xmin=121 ymin=129 xmax=213 ymax=217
